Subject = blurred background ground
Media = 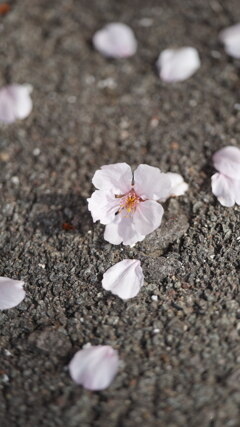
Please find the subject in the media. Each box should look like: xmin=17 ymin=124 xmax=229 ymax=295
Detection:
xmin=0 ymin=0 xmax=240 ymax=426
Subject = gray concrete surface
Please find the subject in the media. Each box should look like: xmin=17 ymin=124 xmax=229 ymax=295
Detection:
xmin=0 ymin=0 xmax=240 ymax=426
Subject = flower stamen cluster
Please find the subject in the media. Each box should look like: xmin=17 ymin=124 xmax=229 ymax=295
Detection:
xmin=117 ymin=188 xmax=143 ymax=216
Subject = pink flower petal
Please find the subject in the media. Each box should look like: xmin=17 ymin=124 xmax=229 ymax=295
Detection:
xmin=102 ymin=259 xmax=144 ymax=299
xmin=156 ymin=47 xmax=200 ymax=82
xmin=104 ymin=217 xmax=125 ymax=245
xmin=213 ymin=146 xmax=240 ymax=180
xmin=104 ymin=215 xmax=145 ymax=246
xmin=92 ymin=163 xmax=132 ymax=194
xmin=219 ymin=23 xmax=240 ymax=58
xmin=211 ymin=173 xmax=240 ymax=207
xmin=0 ymin=84 xmax=33 ymax=123
xmin=164 ymin=172 xmax=189 ymax=199
xmin=93 ymin=23 xmax=137 ymax=58
xmin=69 ymin=345 xmax=119 ymax=390
xmin=0 ymin=277 xmax=25 ymax=310
xmin=134 ymin=164 xmax=171 ymax=201
xmin=133 ymin=200 xmax=164 ymax=235
xmin=87 ymin=190 xmax=119 ymax=225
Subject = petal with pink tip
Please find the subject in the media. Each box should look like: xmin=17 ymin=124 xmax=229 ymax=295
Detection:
xmin=0 ymin=84 xmax=33 ymax=123
xmin=211 ymin=173 xmax=240 ymax=207
xmin=0 ymin=277 xmax=25 ymax=310
xmin=87 ymin=190 xmax=119 ymax=225
xmin=134 ymin=164 xmax=171 ymax=200
xmin=213 ymin=146 xmax=240 ymax=180
xmin=102 ymin=259 xmax=144 ymax=299
xmin=93 ymin=23 xmax=137 ymax=58
xmin=156 ymin=47 xmax=200 ymax=82
xmin=219 ymin=23 xmax=240 ymax=58
xmin=133 ymin=200 xmax=164 ymax=235
xmin=69 ymin=345 xmax=119 ymax=390
xmin=92 ymin=163 xmax=132 ymax=194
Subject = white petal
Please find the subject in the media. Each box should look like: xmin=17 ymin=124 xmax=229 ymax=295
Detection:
xmin=160 ymin=172 xmax=189 ymax=201
xmin=104 ymin=217 xmax=124 ymax=245
xmin=134 ymin=164 xmax=171 ymax=200
xmin=133 ymin=200 xmax=164 ymax=235
xmin=93 ymin=23 xmax=137 ymax=58
xmin=0 ymin=277 xmax=25 ymax=310
xmin=117 ymin=215 xmax=145 ymax=246
xmin=69 ymin=345 xmax=119 ymax=390
xmin=211 ymin=173 xmax=239 ymax=207
xmin=156 ymin=47 xmax=200 ymax=82
xmin=104 ymin=215 xmax=145 ymax=246
xmin=87 ymin=190 xmax=119 ymax=224
xmin=213 ymin=146 xmax=240 ymax=180
xmin=0 ymin=84 xmax=33 ymax=123
xmin=219 ymin=23 xmax=240 ymax=58
xmin=102 ymin=259 xmax=144 ymax=299
xmin=92 ymin=163 xmax=132 ymax=194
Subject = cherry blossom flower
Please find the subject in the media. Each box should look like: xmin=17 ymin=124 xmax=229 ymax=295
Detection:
xmin=88 ymin=163 xmax=172 ymax=246
xmin=219 ymin=23 xmax=240 ymax=58
xmin=93 ymin=23 xmax=137 ymax=58
xmin=102 ymin=259 xmax=144 ymax=300
xmin=156 ymin=47 xmax=200 ymax=82
xmin=0 ymin=277 xmax=25 ymax=310
xmin=0 ymin=84 xmax=33 ymax=123
xmin=69 ymin=345 xmax=119 ymax=391
xmin=211 ymin=146 xmax=240 ymax=207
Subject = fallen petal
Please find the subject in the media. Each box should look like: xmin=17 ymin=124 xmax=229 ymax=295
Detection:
xmin=93 ymin=23 xmax=137 ymax=58
xmin=0 ymin=277 xmax=25 ymax=310
xmin=156 ymin=47 xmax=200 ymax=82
xmin=213 ymin=146 xmax=240 ymax=180
xmin=102 ymin=259 xmax=144 ymax=299
xmin=164 ymin=172 xmax=189 ymax=199
xmin=211 ymin=173 xmax=239 ymax=207
xmin=219 ymin=23 xmax=240 ymax=58
xmin=69 ymin=345 xmax=119 ymax=390
xmin=0 ymin=84 xmax=33 ymax=123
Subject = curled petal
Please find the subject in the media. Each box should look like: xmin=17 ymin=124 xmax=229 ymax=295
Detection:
xmin=93 ymin=23 xmax=137 ymax=58
xmin=160 ymin=172 xmax=189 ymax=201
xmin=133 ymin=200 xmax=164 ymax=235
xmin=104 ymin=215 xmax=145 ymax=246
xmin=92 ymin=163 xmax=132 ymax=194
xmin=219 ymin=23 xmax=240 ymax=58
xmin=211 ymin=173 xmax=240 ymax=207
xmin=0 ymin=84 xmax=33 ymax=123
xmin=213 ymin=146 xmax=240 ymax=180
xmin=102 ymin=259 xmax=144 ymax=299
xmin=156 ymin=47 xmax=200 ymax=82
xmin=87 ymin=190 xmax=119 ymax=225
xmin=0 ymin=277 xmax=25 ymax=310
xmin=134 ymin=164 xmax=171 ymax=200
xmin=69 ymin=345 xmax=119 ymax=391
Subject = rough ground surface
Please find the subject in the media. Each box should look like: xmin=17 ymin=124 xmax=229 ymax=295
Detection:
xmin=0 ymin=0 xmax=240 ymax=426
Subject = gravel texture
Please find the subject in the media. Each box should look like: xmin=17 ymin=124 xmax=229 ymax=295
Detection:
xmin=0 ymin=0 xmax=240 ymax=426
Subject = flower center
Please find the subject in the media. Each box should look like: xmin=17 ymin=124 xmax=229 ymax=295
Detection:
xmin=117 ymin=189 xmax=141 ymax=214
